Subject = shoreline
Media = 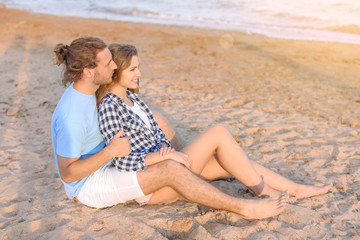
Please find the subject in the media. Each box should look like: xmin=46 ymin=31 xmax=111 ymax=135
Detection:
xmin=0 ymin=7 xmax=359 ymax=239
xmin=2 ymin=5 xmax=360 ymax=45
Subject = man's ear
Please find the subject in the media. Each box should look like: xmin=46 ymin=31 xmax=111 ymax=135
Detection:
xmin=83 ymin=67 xmax=94 ymax=79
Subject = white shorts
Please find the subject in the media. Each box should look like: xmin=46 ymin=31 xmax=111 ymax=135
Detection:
xmin=76 ymin=165 xmax=152 ymax=208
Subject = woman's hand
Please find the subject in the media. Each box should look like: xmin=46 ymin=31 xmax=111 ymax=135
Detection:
xmin=159 ymin=146 xmax=175 ymax=157
xmin=165 ymin=151 xmax=192 ymax=169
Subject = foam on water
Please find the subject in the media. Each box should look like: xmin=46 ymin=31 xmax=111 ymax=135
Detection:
xmin=2 ymin=0 xmax=360 ymax=44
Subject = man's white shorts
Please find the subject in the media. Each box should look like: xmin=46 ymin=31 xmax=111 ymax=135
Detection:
xmin=76 ymin=165 xmax=151 ymax=208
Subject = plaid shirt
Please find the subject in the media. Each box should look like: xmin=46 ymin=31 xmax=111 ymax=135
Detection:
xmin=98 ymin=90 xmax=171 ymax=172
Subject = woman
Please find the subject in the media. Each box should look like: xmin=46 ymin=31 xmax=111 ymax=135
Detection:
xmin=96 ymin=43 xmax=332 ymax=209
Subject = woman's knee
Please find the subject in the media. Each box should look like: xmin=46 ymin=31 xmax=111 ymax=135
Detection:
xmin=208 ymin=124 xmax=229 ymax=136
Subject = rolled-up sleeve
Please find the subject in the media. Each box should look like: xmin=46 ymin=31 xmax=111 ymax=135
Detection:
xmin=158 ymin=126 xmax=171 ymax=147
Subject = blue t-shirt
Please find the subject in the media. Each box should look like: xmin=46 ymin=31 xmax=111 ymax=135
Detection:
xmin=51 ymin=83 xmax=105 ymax=199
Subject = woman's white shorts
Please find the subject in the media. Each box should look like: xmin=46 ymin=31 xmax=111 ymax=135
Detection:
xmin=76 ymin=165 xmax=151 ymax=208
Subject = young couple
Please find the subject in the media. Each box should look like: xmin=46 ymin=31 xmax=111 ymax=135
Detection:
xmin=51 ymin=36 xmax=331 ymax=220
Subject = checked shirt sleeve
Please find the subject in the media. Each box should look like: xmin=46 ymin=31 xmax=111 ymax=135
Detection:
xmin=157 ymin=124 xmax=171 ymax=147
xmin=98 ymin=99 xmax=147 ymax=172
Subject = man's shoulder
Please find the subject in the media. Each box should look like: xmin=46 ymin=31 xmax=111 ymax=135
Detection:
xmin=53 ymin=86 xmax=95 ymax=123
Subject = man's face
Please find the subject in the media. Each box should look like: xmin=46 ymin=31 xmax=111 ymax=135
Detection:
xmin=93 ymin=48 xmax=117 ymax=85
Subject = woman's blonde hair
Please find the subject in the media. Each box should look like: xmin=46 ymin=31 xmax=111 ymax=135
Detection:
xmin=96 ymin=43 xmax=139 ymax=105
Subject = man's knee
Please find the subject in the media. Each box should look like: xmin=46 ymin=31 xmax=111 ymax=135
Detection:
xmin=158 ymin=159 xmax=186 ymax=173
xmin=153 ymin=160 xmax=191 ymax=183
xmin=138 ymin=160 xmax=187 ymax=194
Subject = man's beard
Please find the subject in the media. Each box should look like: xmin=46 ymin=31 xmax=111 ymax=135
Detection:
xmin=93 ymin=71 xmax=112 ymax=85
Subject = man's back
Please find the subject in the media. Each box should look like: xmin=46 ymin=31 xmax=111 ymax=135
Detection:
xmin=51 ymin=83 xmax=105 ymax=198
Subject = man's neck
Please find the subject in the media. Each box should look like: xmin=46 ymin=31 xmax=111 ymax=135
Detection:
xmin=73 ymin=80 xmax=99 ymax=95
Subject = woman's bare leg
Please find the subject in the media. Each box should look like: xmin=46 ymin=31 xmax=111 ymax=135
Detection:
xmin=151 ymin=112 xmax=231 ymax=204
xmin=185 ymin=125 xmax=331 ymax=200
xmin=181 ymin=125 xmax=280 ymax=197
xmin=154 ymin=111 xmax=230 ymax=178
xmin=149 ymin=119 xmax=276 ymax=204
xmin=199 ymin=155 xmax=230 ymax=180
xmin=153 ymin=114 xmax=331 ymax=203
xmin=251 ymin=162 xmax=332 ymax=200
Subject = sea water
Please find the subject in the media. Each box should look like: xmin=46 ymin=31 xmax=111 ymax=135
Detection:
xmin=1 ymin=0 xmax=360 ymax=44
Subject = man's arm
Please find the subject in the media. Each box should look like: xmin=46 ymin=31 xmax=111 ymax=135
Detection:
xmin=58 ymin=131 xmax=130 ymax=183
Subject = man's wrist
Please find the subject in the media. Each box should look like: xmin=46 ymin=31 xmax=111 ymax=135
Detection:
xmin=102 ymin=145 xmax=114 ymax=160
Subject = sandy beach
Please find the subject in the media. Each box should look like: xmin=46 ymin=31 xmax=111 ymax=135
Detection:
xmin=0 ymin=7 xmax=359 ymax=239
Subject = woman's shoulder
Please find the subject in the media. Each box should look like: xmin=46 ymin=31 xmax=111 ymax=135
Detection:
xmin=127 ymin=90 xmax=147 ymax=105
xmin=98 ymin=92 xmax=120 ymax=110
xmin=126 ymin=90 xmax=139 ymax=99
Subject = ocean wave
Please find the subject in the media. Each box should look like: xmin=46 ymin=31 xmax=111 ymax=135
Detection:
xmin=1 ymin=0 xmax=360 ymax=45
xmin=88 ymin=5 xmax=161 ymax=18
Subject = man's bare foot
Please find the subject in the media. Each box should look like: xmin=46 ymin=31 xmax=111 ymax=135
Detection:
xmin=238 ymin=191 xmax=289 ymax=220
xmin=292 ymin=183 xmax=333 ymax=201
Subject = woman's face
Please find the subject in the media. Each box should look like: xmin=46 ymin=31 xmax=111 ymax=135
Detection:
xmin=118 ymin=55 xmax=141 ymax=90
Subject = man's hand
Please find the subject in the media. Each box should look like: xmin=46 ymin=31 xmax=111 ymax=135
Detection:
xmin=107 ymin=130 xmax=131 ymax=158
xmin=165 ymin=151 xmax=192 ymax=169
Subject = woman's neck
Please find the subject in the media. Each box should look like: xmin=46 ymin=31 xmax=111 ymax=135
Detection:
xmin=109 ymin=85 xmax=133 ymax=106
xmin=109 ymin=85 xmax=127 ymax=100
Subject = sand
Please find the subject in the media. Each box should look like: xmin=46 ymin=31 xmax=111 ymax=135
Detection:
xmin=0 ymin=7 xmax=359 ymax=240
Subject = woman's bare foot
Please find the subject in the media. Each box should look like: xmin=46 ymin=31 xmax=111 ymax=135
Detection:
xmin=248 ymin=178 xmax=297 ymax=203
xmin=259 ymin=184 xmax=281 ymax=197
xmin=291 ymin=183 xmax=333 ymax=201
xmin=250 ymin=183 xmax=297 ymax=203
xmin=238 ymin=191 xmax=289 ymax=220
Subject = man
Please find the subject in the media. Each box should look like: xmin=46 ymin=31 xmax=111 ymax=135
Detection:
xmin=52 ymin=37 xmax=131 ymax=201
xmin=52 ymin=36 xmax=288 ymax=219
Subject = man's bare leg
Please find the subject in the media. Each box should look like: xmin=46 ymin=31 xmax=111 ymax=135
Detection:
xmin=137 ymin=160 xmax=288 ymax=220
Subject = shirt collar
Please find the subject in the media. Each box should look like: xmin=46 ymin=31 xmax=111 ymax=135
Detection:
xmin=106 ymin=90 xmax=137 ymax=105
